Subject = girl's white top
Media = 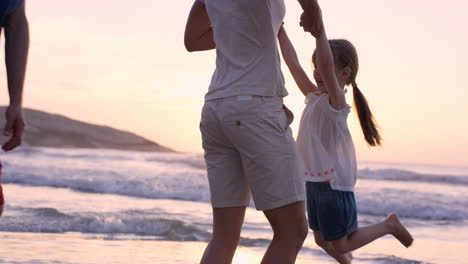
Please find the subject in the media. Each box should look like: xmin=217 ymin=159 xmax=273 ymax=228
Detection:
xmin=297 ymin=92 xmax=358 ymax=192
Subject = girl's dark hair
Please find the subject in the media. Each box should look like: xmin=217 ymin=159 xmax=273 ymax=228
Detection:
xmin=329 ymin=39 xmax=381 ymax=146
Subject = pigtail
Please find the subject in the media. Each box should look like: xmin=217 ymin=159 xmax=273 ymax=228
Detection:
xmin=352 ymin=82 xmax=381 ymax=146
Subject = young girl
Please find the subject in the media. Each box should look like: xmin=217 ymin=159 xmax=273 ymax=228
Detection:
xmin=278 ymin=2 xmax=413 ymax=263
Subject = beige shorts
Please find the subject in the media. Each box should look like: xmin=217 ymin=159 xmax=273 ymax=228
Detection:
xmin=200 ymin=95 xmax=305 ymax=211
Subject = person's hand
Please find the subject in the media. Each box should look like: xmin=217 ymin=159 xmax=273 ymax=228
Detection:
xmin=278 ymin=21 xmax=285 ymax=36
xmin=2 ymin=105 xmax=25 ymax=152
xmin=299 ymin=0 xmax=324 ymax=38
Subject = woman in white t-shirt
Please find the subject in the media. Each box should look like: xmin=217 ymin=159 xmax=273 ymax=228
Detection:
xmin=184 ymin=0 xmax=323 ymax=263
xmin=278 ymin=1 xmax=414 ymax=263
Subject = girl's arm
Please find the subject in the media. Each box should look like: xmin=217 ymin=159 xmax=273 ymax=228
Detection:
xmin=278 ymin=26 xmax=317 ymax=96
xmin=184 ymin=0 xmax=215 ymax=52
xmin=316 ymin=31 xmax=346 ymax=109
xmin=312 ymin=6 xmax=347 ymax=109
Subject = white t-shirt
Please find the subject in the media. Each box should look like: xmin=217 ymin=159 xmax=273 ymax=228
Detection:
xmin=204 ymin=0 xmax=287 ymax=100
xmin=296 ymin=93 xmax=358 ymax=192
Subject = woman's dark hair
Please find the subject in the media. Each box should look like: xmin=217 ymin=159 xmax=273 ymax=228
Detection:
xmin=329 ymin=39 xmax=381 ymax=146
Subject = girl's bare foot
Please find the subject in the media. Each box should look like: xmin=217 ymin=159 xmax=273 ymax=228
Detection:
xmin=386 ymin=213 xmax=414 ymax=247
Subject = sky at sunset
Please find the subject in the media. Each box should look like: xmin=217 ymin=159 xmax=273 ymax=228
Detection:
xmin=0 ymin=0 xmax=467 ymax=166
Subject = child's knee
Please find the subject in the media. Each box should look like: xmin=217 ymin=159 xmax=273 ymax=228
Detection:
xmin=332 ymin=241 xmax=350 ymax=255
xmin=314 ymin=235 xmax=335 ymax=252
xmin=314 ymin=236 xmax=327 ymax=249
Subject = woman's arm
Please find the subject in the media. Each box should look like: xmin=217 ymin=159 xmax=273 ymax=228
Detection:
xmin=2 ymin=2 xmax=28 ymax=152
xmin=278 ymin=26 xmax=317 ymax=96
xmin=4 ymin=2 xmax=28 ymax=107
xmin=184 ymin=0 xmax=215 ymax=52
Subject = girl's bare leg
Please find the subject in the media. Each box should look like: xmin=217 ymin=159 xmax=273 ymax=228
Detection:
xmin=332 ymin=213 xmax=413 ymax=254
xmin=313 ymin=231 xmax=352 ymax=264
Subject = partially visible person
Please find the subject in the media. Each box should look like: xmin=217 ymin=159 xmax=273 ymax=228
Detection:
xmin=0 ymin=0 xmax=29 ymax=217
xmin=279 ymin=1 xmax=413 ymax=263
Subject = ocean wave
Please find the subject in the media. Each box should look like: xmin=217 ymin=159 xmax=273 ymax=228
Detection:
xmin=2 ymin=161 xmax=210 ymax=202
xmin=4 ymin=172 xmax=468 ymax=221
xmin=13 ymin=147 xmax=204 ymax=169
xmin=355 ymin=186 xmax=468 ymax=221
xmin=358 ymin=168 xmax=468 ymax=186
xmin=1 ymin=207 xmax=211 ymax=241
xmin=2 ymin=147 xmax=468 ymax=222
xmin=12 ymin=147 xmax=140 ymax=162
xmin=0 ymin=207 xmax=269 ymax=247
xmin=145 ymin=154 xmax=206 ymax=170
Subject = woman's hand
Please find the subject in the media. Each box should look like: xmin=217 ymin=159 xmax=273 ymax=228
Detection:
xmin=299 ymin=0 xmax=324 ymax=38
xmin=2 ymin=104 xmax=25 ymax=152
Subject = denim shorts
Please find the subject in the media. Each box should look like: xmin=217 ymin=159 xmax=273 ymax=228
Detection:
xmin=306 ymin=181 xmax=358 ymax=241
xmin=0 ymin=0 xmax=24 ymax=27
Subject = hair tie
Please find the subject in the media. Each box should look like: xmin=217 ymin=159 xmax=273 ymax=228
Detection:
xmin=352 ymin=81 xmax=358 ymax=89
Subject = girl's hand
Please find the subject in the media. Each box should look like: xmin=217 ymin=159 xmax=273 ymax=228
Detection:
xmin=278 ymin=22 xmax=285 ymax=36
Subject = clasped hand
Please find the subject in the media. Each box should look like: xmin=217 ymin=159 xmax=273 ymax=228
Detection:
xmin=298 ymin=0 xmax=324 ymax=38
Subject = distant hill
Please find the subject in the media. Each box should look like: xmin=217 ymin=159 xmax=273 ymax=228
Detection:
xmin=0 ymin=107 xmax=173 ymax=152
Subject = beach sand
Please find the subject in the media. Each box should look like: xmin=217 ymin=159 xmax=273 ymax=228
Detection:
xmin=1 ymin=225 xmax=467 ymax=264
xmin=0 ymin=232 xmax=327 ymax=264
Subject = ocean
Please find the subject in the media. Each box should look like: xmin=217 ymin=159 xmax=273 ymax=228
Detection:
xmin=0 ymin=147 xmax=467 ymax=264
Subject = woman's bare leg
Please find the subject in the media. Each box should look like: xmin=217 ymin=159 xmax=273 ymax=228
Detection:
xmin=200 ymin=207 xmax=246 ymax=264
xmin=261 ymin=201 xmax=308 ymax=264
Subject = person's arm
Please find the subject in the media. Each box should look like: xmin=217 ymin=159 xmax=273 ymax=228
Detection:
xmin=315 ymin=30 xmax=346 ymax=109
xmin=278 ymin=26 xmax=317 ymax=96
xmin=184 ymin=0 xmax=215 ymax=52
xmin=2 ymin=2 xmax=28 ymax=151
xmin=302 ymin=1 xmax=346 ymax=109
